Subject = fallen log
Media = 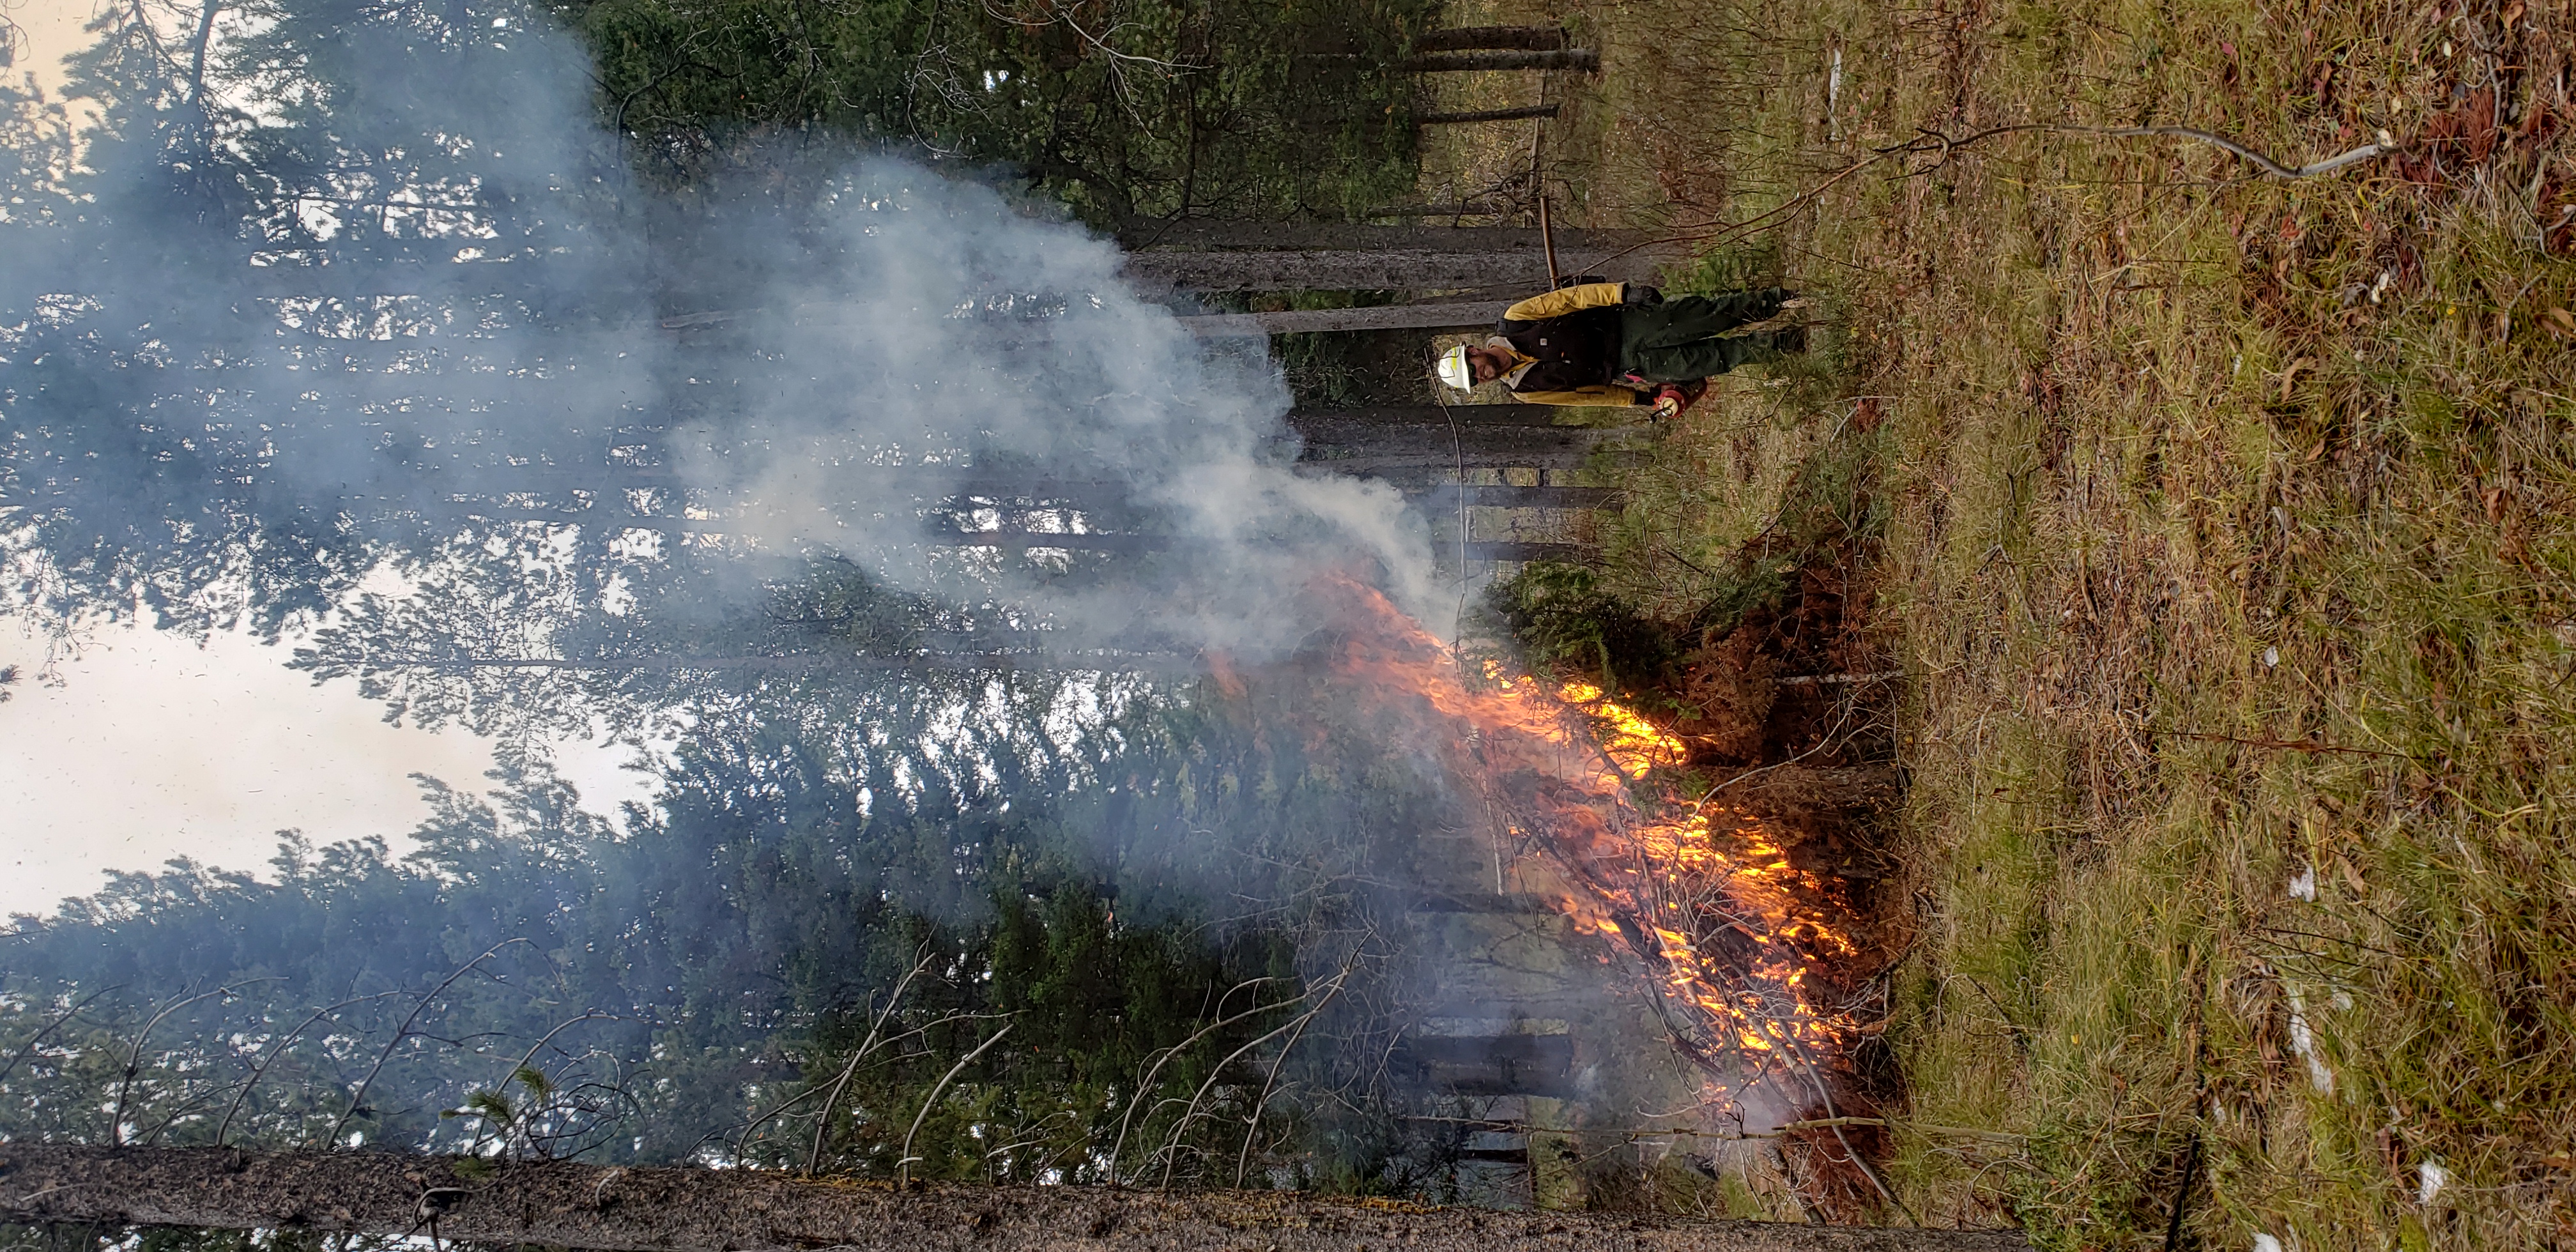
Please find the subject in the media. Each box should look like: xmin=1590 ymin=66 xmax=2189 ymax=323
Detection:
xmin=0 ymin=1145 xmax=2025 ymax=1251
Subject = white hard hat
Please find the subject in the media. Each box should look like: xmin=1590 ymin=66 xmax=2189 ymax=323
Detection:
xmin=1436 ymin=344 xmax=1475 ymax=390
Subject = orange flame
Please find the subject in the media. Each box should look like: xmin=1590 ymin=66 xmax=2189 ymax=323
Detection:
xmin=1556 ymin=678 xmax=1687 ymax=778
xmin=1310 ymin=576 xmax=1859 ymax=1090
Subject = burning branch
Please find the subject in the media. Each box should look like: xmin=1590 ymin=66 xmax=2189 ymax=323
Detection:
xmin=1332 ymin=581 xmax=1870 ymax=1108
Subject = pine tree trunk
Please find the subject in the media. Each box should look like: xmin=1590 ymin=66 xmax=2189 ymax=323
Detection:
xmin=1125 ymin=248 xmax=1545 ymax=291
xmin=1179 ymin=301 xmax=1512 ymax=335
xmin=1462 ymin=540 xmax=1592 ymax=562
xmin=1417 ymin=105 xmax=1560 ymax=125
xmin=1292 ymin=417 xmax=1610 ymax=461
xmin=1356 ymin=201 xmax=1512 ymax=218
xmin=1115 ymin=221 xmax=1636 ymax=253
xmin=0 ymin=1145 xmax=2029 ymax=1252
xmin=1402 ymin=49 xmax=1600 ymax=73
xmin=1410 ymin=25 xmax=1570 ymax=52
xmin=1289 ymin=404 xmax=1569 ymax=429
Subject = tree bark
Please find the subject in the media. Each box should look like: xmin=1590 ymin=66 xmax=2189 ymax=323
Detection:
xmin=1293 ymin=419 xmax=1609 ymax=461
xmin=1462 ymin=541 xmax=1593 ymax=562
xmin=1402 ymin=49 xmax=1600 ymax=73
xmin=185 ymin=1 xmax=225 ymax=112
xmin=0 ymin=1145 xmax=2028 ymax=1252
xmin=1179 ymin=300 xmax=1511 ymax=336
xmin=1422 ymin=484 xmax=1620 ymax=508
xmin=1360 ymin=201 xmax=1512 ymax=218
xmin=1289 ymin=404 xmax=1570 ymax=429
xmin=1411 ymin=25 xmax=1570 ymax=52
xmin=1114 ymin=222 xmax=1632 ymax=253
xmin=1127 ymin=248 xmax=1598 ymax=292
xmin=1418 ymin=105 xmax=1561 ymax=125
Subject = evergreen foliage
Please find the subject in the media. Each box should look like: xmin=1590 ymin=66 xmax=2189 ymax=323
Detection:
xmin=1480 ymin=561 xmax=1678 ymax=697
xmin=0 ymin=0 xmax=1469 ymax=1196
xmin=0 ymin=655 xmax=1459 ymax=1180
xmin=559 ymin=0 xmax=1439 ymax=221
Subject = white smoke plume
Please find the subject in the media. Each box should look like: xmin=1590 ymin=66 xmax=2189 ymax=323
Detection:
xmin=0 ymin=0 xmax=1439 ymax=669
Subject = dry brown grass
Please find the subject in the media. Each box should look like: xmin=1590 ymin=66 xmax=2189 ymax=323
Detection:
xmin=1414 ymin=0 xmax=2576 ymax=1244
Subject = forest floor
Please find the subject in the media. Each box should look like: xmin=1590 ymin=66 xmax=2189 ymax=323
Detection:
xmin=1421 ymin=0 xmax=2576 ymax=1246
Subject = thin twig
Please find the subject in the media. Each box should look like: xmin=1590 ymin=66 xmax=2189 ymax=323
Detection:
xmin=112 ymin=979 xmax=279 ymax=1146
xmin=214 ymin=991 xmax=406 ymax=1147
xmin=1155 ymin=973 xmax=1347 ymax=1189
xmin=1106 ymin=983 xmax=1300 ymax=1177
xmin=467 ymin=1010 xmax=620 ymax=1159
xmin=0 ymin=985 xmax=121 ymax=1088
xmin=325 ymin=939 xmax=529 ymax=1149
xmin=806 ymin=955 xmax=933 ymax=1175
xmin=1959 ymin=123 xmax=2396 ymax=180
xmin=1230 ymin=1000 xmax=1321 ymax=1187
xmin=896 ymin=1020 xmax=1016 ymax=1186
xmin=2163 ymin=729 xmax=2415 ymax=760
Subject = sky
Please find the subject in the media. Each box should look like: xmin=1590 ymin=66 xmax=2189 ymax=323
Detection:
xmin=0 ymin=4 xmax=658 ymax=917
xmin=9 ymin=0 xmax=95 ymax=107
xmin=0 ymin=622 xmax=651 ymax=916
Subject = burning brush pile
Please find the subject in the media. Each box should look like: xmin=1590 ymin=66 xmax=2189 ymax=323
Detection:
xmin=1312 ymin=574 xmax=1904 ymax=1214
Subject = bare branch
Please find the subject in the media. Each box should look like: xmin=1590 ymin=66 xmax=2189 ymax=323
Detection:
xmin=805 ymin=954 xmax=933 ymax=1175
xmin=895 ymin=1020 xmax=1016 ymax=1186
xmin=0 ymin=985 xmax=123 ymax=1088
xmin=1151 ymin=972 xmax=1347 ymax=1188
xmin=112 ymin=979 xmax=280 ymax=1146
xmin=214 ymin=991 xmax=408 ymax=1147
xmin=324 ymin=938 xmax=531 ymax=1149
xmin=1105 ymin=982 xmax=1301 ymax=1178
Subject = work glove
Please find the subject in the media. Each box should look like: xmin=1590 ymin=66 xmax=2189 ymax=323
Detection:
xmin=1622 ymin=284 xmax=1665 ymax=307
xmin=1648 ymin=385 xmax=1694 ymax=421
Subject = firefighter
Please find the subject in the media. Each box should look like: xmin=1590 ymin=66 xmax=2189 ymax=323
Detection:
xmin=1433 ymin=282 xmax=1802 ymax=418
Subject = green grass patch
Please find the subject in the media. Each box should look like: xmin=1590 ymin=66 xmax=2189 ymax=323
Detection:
xmin=1430 ymin=0 xmax=2576 ymax=1240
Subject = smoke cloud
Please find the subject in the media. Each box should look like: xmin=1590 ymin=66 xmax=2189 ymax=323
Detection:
xmin=0 ymin=3 xmax=1659 ymax=1186
xmin=0 ymin=1 xmax=1436 ymax=673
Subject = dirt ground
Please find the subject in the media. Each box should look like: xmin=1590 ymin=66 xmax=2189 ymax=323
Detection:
xmin=1416 ymin=0 xmax=2576 ymax=1246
